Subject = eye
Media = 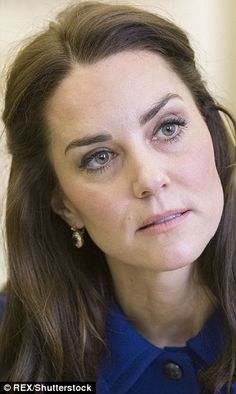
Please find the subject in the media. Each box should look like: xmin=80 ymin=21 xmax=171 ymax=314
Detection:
xmin=92 ymin=151 xmax=111 ymax=166
xmin=79 ymin=149 xmax=117 ymax=172
xmin=153 ymin=116 xmax=187 ymax=143
xmin=161 ymin=123 xmax=178 ymax=137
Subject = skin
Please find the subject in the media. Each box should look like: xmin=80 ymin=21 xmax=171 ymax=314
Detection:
xmin=47 ymin=50 xmax=224 ymax=347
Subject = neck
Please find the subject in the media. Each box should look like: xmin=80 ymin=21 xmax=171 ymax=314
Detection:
xmin=107 ymin=260 xmax=216 ymax=348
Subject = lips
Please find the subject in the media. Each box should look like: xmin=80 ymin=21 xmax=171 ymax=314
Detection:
xmin=138 ymin=210 xmax=188 ymax=231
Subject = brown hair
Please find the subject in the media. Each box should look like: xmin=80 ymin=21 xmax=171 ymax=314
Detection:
xmin=1 ymin=1 xmax=235 ymax=392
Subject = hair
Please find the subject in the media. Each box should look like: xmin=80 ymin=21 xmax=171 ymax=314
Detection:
xmin=0 ymin=1 xmax=235 ymax=392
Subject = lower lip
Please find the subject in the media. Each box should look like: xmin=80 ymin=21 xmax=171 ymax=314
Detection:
xmin=138 ymin=211 xmax=190 ymax=235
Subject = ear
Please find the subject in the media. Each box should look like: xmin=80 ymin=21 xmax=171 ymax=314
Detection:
xmin=51 ymin=187 xmax=84 ymax=229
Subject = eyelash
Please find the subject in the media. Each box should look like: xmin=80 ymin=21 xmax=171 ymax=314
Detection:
xmin=79 ymin=150 xmax=116 ymax=174
xmin=153 ymin=116 xmax=187 ymax=144
xmin=79 ymin=116 xmax=187 ymax=174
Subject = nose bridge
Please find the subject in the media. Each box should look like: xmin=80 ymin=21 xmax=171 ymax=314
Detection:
xmin=131 ymin=143 xmax=154 ymax=175
xmin=128 ymin=140 xmax=169 ymax=198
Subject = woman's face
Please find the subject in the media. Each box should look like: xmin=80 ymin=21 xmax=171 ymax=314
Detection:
xmin=47 ymin=50 xmax=224 ymax=272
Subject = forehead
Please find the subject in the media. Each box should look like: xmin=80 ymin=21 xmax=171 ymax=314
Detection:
xmin=46 ymin=50 xmax=193 ymax=140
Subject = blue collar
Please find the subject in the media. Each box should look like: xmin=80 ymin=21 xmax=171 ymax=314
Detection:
xmin=99 ymin=302 xmax=226 ymax=393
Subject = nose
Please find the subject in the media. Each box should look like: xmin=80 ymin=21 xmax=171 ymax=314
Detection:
xmin=131 ymin=151 xmax=170 ymax=199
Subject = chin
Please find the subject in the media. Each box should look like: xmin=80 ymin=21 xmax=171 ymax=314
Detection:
xmin=153 ymin=241 xmax=209 ymax=273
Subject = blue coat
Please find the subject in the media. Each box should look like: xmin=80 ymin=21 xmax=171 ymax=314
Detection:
xmin=98 ymin=302 xmax=236 ymax=394
xmin=0 ymin=295 xmax=235 ymax=392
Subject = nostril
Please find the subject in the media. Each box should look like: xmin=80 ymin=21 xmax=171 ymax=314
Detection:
xmin=139 ymin=182 xmax=167 ymax=198
xmin=132 ymin=168 xmax=169 ymax=198
xmin=140 ymin=190 xmax=152 ymax=198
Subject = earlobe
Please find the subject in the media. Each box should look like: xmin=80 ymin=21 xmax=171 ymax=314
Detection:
xmin=51 ymin=188 xmax=84 ymax=228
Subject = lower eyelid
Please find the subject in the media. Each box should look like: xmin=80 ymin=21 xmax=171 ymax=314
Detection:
xmin=86 ymin=163 xmax=110 ymax=174
xmin=166 ymin=129 xmax=185 ymax=143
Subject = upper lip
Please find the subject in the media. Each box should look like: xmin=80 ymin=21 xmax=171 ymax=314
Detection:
xmin=137 ymin=209 xmax=188 ymax=231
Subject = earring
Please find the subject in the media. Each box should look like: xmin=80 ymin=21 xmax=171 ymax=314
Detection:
xmin=71 ymin=227 xmax=85 ymax=248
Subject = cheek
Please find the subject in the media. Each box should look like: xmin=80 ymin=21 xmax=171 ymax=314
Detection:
xmin=180 ymin=136 xmax=224 ymax=228
xmin=71 ymin=186 xmax=131 ymax=255
xmin=70 ymin=184 xmax=125 ymax=230
xmin=180 ymin=135 xmax=221 ymax=192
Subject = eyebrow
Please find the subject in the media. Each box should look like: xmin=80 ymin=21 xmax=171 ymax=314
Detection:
xmin=139 ymin=93 xmax=182 ymax=125
xmin=65 ymin=133 xmax=112 ymax=155
xmin=64 ymin=93 xmax=182 ymax=155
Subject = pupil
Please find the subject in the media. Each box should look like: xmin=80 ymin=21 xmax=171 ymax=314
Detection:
xmin=96 ymin=152 xmax=109 ymax=164
xmin=163 ymin=124 xmax=176 ymax=135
